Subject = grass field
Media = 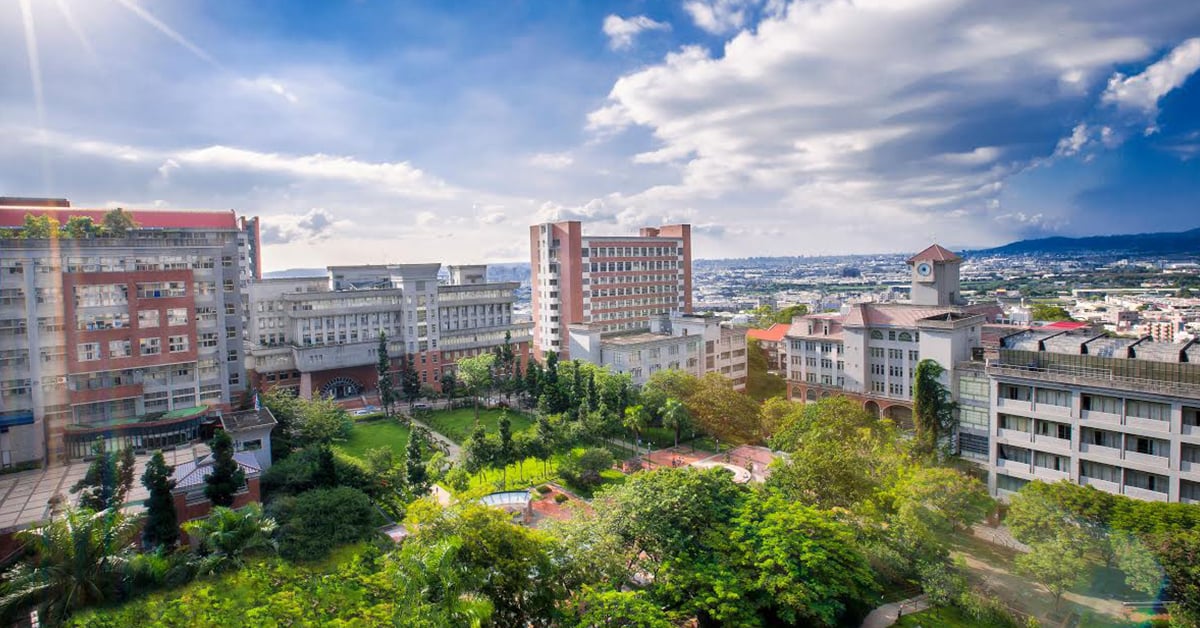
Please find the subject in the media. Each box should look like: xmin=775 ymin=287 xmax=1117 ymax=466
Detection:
xmin=335 ymin=418 xmax=412 ymax=460
xmin=421 ymin=407 xmax=534 ymax=443
xmin=894 ymin=607 xmax=985 ymax=627
xmin=463 ymin=447 xmax=628 ymax=497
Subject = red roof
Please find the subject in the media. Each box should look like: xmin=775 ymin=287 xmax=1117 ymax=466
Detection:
xmin=907 ymin=244 xmax=961 ymax=263
xmin=1042 ymin=321 xmax=1089 ymax=330
xmin=0 ymin=207 xmax=238 ymax=230
xmin=747 ymin=323 xmax=789 ymax=342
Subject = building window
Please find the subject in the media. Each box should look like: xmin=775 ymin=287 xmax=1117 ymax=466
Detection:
xmin=78 ymin=342 xmax=101 ymax=361
xmin=870 ymin=330 xmax=883 ymax=340
xmin=1035 ymin=388 xmax=1070 ymax=407
xmin=140 ymin=337 xmax=161 ymax=356
xmin=168 ymin=335 xmax=189 ymax=353
xmin=138 ymin=310 xmax=160 ymax=328
xmin=240 ymin=439 xmax=263 ymax=451
xmin=167 ymin=308 xmax=189 ymax=326
xmin=108 ymin=340 xmax=131 ymax=358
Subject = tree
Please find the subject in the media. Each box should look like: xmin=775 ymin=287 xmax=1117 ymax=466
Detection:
xmin=912 ymin=359 xmax=955 ymax=457
xmin=623 ymin=405 xmax=649 ymax=452
xmin=497 ymin=411 xmax=515 ymax=488
xmin=20 ymin=213 xmax=60 ymax=239
xmin=1017 ymin=532 xmax=1090 ymax=608
xmin=660 ymin=397 xmax=691 ymax=448
xmin=749 ymin=303 xmax=808 ymax=328
xmin=262 ymin=387 xmax=301 ymax=461
xmin=100 ymin=207 xmax=138 ymax=237
xmin=1112 ymin=532 xmax=1165 ymax=598
xmin=70 ymin=440 xmax=136 ymax=511
xmin=457 ymin=353 xmax=496 ymax=422
xmin=463 ymin=422 xmax=497 ymax=477
xmin=183 ymin=504 xmax=277 ymax=573
xmin=270 ymin=487 xmax=377 ymax=561
xmin=313 ymin=444 xmax=338 ymax=488
xmin=63 ymin=215 xmax=100 ymax=239
xmin=140 ymin=451 xmax=178 ymax=550
xmin=535 ymin=415 xmax=557 ymax=476
xmin=572 ymin=587 xmax=672 ymax=628
xmin=685 ymin=373 xmax=760 ymax=444
xmin=1031 ymin=303 xmax=1072 ymax=322
xmin=441 ymin=370 xmax=459 ymax=400
xmin=885 ymin=467 xmax=993 ymax=541
xmin=377 ymin=332 xmax=396 ymax=415
xmin=746 ymin=338 xmax=787 ymax=402
xmin=558 ymin=448 xmax=614 ymax=489
xmin=639 ymin=369 xmax=699 ymax=419
xmin=402 ymin=353 xmax=421 ymax=407
xmin=0 ymin=508 xmax=138 ymax=626
xmin=296 ymin=394 xmax=353 ymax=445
xmin=205 ymin=430 xmax=246 ymax=507
xmin=406 ymin=428 xmax=430 ymax=496
xmin=1148 ymin=529 xmax=1200 ymax=626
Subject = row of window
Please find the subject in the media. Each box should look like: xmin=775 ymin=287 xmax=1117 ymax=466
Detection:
xmin=76 ymin=335 xmax=190 ymax=360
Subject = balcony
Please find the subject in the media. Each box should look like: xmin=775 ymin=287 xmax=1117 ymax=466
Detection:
xmin=1079 ymin=442 xmax=1121 ymax=461
xmin=1183 ymin=423 xmax=1200 ymax=438
xmin=996 ymin=428 xmax=1032 ymax=443
xmin=1123 ymin=486 xmax=1169 ymax=502
xmin=1031 ymin=434 xmax=1072 ymax=454
xmin=1033 ymin=467 xmax=1070 ymax=482
xmin=1126 ymin=416 xmax=1170 ymax=434
xmin=1123 ymin=451 xmax=1170 ymax=470
xmin=1181 ymin=460 xmax=1200 ymax=478
xmin=995 ymin=458 xmax=1031 ymax=473
xmin=996 ymin=397 xmax=1032 ymax=413
xmin=1079 ymin=476 xmax=1120 ymax=495
xmin=1080 ymin=409 xmax=1121 ymax=426
xmin=1032 ymin=403 xmax=1073 ymax=419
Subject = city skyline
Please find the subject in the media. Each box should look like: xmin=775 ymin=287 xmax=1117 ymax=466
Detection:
xmin=2 ymin=1 xmax=1200 ymax=271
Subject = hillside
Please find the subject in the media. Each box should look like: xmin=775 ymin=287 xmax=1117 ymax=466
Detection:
xmin=974 ymin=227 xmax=1200 ymax=256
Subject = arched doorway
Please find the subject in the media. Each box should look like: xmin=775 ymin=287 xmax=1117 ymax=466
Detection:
xmin=820 ymin=391 xmax=832 ymax=399
xmin=805 ymin=389 xmax=818 ymax=402
xmin=864 ymin=400 xmax=880 ymax=417
xmin=321 ymin=376 xmax=364 ymax=399
xmin=886 ymin=405 xmax=914 ymax=428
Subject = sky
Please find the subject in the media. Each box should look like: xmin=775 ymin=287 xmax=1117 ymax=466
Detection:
xmin=2 ymin=0 xmax=1199 ymax=271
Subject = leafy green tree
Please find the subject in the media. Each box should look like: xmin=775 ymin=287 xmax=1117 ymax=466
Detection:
xmin=205 ymin=430 xmax=246 ymax=507
xmin=183 ymin=504 xmax=277 ymax=573
xmin=623 ymin=404 xmax=650 ymax=452
xmin=262 ymin=388 xmax=301 ymax=461
xmin=1112 ymin=532 xmax=1165 ymax=598
xmin=313 ymin=444 xmax=338 ymax=488
xmin=70 ymin=440 xmax=136 ymax=511
xmin=1145 ymin=529 xmax=1200 ymax=626
xmin=748 ymin=303 xmax=808 ymax=328
xmin=296 ymin=394 xmax=353 ymax=445
xmin=745 ymin=338 xmax=787 ymax=402
xmin=402 ymin=353 xmax=421 ymax=407
xmin=20 ymin=213 xmax=60 ymax=239
xmin=270 ymin=487 xmax=377 ymax=561
xmin=457 ymin=353 xmax=496 ymax=422
xmin=759 ymin=397 xmax=804 ymax=442
xmin=100 ymin=207 xmax=137 ymax=236
xmin=140 ymin=451 xmax=178 ymax=550
xmin=64 ymin=215 xmax=100 ymax=238
xmin=558 ymin=448 xmax=614 ymax=489
xmin=1016 ymin=531 xmax=1090 ymax=608
xmin=639 ymin=369 xmax=699 ymax=420
xmin=0 ymin=508 xmax=138 ymax=626
xmin=660 ymin=397 xmax=691 ymax=448
xmin=685 ymin=373 xmax=760 ymax=444
xmin=1031 ymin=303 xmax=1072 ymax=321
xmin=463 ymin=422 xmax=497 ymax=477
xmin=912 ymin=359 xmax=955 ymax=456
xmin=534 ymin=415 xmax=557 ymax=476
xmin=497 ymin=411 xmax=515 ymax=487
xmin=441 ymin=370 xmax=459 ymax=399
xmin=885 ymin=467 xmax=993 ymax=540
xmin=377 ymin=332 xmax=396 ymax=415
xmin=406 ymin=428 xmax=430 ymax=496
xmin=572 ymin=587 xmax=671 ymax=628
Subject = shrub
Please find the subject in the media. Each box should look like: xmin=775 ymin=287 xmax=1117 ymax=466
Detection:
xmin=262 ymin=446 xmax=375 ymax=500
xmin=536 ymin=484 xmax=553 ymax=495
xmin=554 ymin=493 xmax=569 ymax=504
xmin=558 ymin=448 xmax=614 ymax=489
xmin=268 ymin=487 xmax=378 ymax=561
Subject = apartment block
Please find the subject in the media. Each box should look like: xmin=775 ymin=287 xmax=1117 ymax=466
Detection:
xmin=0 ymin=200 xmax=257 ymax=465
xmin=246 ymin=264 xmax=531 ymax=399
xmin=530 ymin=221 xmax=692 ymax=360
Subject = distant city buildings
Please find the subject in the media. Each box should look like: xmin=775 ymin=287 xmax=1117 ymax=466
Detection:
xmin=529 ymin=221 xmax=692 ymax=360
xmin=0 ymin=199 xmax=258 ymax=466
xmin=245 ymin=264 xmax=531 ymax=400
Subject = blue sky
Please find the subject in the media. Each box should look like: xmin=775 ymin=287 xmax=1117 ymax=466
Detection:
xmin=1 ymin=0 xmax=1199 ymax=269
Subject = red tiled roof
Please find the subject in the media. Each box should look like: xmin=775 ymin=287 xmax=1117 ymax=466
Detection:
xmin=844 ymin=302 xmax=1003 ymax=328
xmin=1042 ymin=321 xmax=1089 ymax=330
xmin=747 ymin=323 xmax=789 ymax=342
xmin=0 ymin=207 xmax=238 ymax=230
xmin=907 ymin=244 xmax=961 ymax=263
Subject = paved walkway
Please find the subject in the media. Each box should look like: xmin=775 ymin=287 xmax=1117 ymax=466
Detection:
xmin=406 ymin=415 xmax=463 ymax=461
xmin=860 ymin=594 xmax=930 ymax=628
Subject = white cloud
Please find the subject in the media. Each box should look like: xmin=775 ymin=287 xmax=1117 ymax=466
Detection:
xmin=1102 ymin=38 xmax=1200 ymax=115
xmin=683 ymin=0 xmax=758 ymax=34
xmin=529 ymin=151 xmax=574 ymax=169
xmin=240 ymin=76 xmax=300 ymax=104
xmin=602 ymin=14 xmax=670 ymax=51
xmin=1054 ymin=123 xmax=1091 ymax=157
xmin=157 ymin=158 xmax=180 ymax=179
xmin=261 ymin=208 xmax=348 ymax=244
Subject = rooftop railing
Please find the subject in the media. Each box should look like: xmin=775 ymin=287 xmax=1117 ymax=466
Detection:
xmin=986 ymin=361 xmax=1200 ymax=398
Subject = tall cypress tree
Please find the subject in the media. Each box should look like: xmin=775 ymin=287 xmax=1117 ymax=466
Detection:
xmin=377 ymin=332 xmax=395 ymax=415
xmin=141 ymin=451 xmax=178 ymax=549
xmin=497 ymin=411 xmax=514 ymax=488
xmin=913 ymin=359 xmax=956 ymax=457
xmin=71 ymin=440 xmax=136 ymax=511
xmin=402 ymin=353 xmax=421 ymax=406
xmin=204 ymin=430 xmax=245 ymax=507
xmin=405 ymin=429 xmax=429 ymax=496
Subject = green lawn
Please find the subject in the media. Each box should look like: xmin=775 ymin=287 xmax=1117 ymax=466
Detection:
xmin=335 ymin=419 xmax=412 ymax=460
xmin=894 ymin=606 xmax=1007 ymax=627
xmin=421 ymin=407 xmax=533 ymax=443
xmin=462 ymin=447 xmax=628 ymax=498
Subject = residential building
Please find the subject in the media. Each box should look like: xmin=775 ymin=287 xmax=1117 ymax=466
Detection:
xmin=246 ymin=263 xmax=531 ymax=399
xmin=568 ymin=313 xmax=747 ymax=389
xmin=0 ymin=199 xmax=256 ymax=465
xmin=530 ymin=221 xmax=692 ymax=360
xmin=983 ymin=329 xmax=1200 ymax=504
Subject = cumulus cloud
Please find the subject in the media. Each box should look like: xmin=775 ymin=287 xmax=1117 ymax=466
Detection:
xmin=157 ymin=158 xmax=180 ymax=180
xmin=683 ymin=0 xmax=758 ymax=34
xmin=261 ymin=208 xmax=346 ymax=244
xmin=588 ymin=0 xmax=1198 ymax=249
xmin=602 ymin=14 xmax=670 ymax=50
xmin=1102 ymin=38 xmax=1200 ymax=116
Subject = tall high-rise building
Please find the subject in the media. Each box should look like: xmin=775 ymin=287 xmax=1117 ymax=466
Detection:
xmin=0 ymin=199 xmax=257 ymax=465
xmin=529 ymin=221 xmax=692 ymax=360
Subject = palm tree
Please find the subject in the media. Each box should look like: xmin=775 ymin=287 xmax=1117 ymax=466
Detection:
xmin=661 ymin=398 xmax=692 ymax=449
xmin=623 ymin=405 xmax=650 ymax=455
xmin=0 ymin=508 xmax=138 ymax=626
xmin=183 ymin=504 xmax=277 ymax=574
xmin=396 ymin=538 xmax=494 ymax=627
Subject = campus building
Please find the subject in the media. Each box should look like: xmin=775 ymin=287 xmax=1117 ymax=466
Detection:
xmin=783 ymin=245 xmax=1002 ymax=423
xmin=0 ymin=199 xmax=258 ymax=465
xmin=568 ymin=313 xmax=748 ymax=389
xmin=246 ymin=264 xmax=531 ymax=399
xmin=530 ymin=221 xmax=693 ymax=360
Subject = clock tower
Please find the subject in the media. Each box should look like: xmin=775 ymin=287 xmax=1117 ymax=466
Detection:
xmin=907 ymin=244 xmax=963 ymax=306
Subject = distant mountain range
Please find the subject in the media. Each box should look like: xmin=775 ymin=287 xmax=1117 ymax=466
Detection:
xmin=972 ymin=227 xmax=1200 ymax=256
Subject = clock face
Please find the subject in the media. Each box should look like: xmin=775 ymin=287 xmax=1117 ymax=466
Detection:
xmin=916 ymin=262 xmax=932 ymax=277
